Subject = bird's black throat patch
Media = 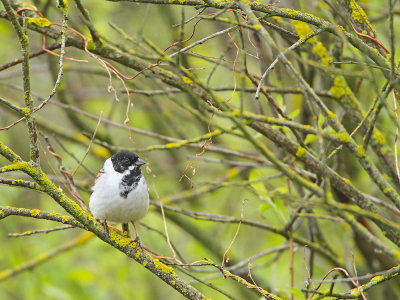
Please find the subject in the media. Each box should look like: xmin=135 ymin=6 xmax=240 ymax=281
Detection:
xmin=119 ymin=166 xmax=142 ymax=198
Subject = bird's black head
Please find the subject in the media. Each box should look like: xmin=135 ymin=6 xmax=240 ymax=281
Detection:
xmin=110 ymin=151 xmax=145 ymax=173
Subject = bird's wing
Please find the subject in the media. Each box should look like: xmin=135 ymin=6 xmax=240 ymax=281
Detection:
xmin=91 ymin=168 xmax=105 ymax=191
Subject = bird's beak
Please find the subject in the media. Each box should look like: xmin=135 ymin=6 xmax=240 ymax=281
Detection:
xmin=136 ymin=158 xmax=146 ymax=166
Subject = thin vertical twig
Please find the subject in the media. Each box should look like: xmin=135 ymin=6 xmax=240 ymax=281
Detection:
xmin=71 ymin=112 xmax=103 ymax=176
xmin=34 ymin=8 xmax=68 ymax=112
xmin=393 ymin=90 xmax=400 ymax=184
xmin=221 ymin=200 xmax=245 ymax=267
xmin=1 ymin=0 xmax=38 ymax=164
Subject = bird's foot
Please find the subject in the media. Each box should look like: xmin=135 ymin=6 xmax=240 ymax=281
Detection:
xmin=101 ymin=220 xmax=109 ymax=238
xmin=131 ymin=236 xmax=142 ymax=249
xmin=122 ymin=223 xmax=130 ymax=237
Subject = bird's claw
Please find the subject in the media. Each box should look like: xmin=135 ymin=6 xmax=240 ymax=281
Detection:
xmin=131 ymin=236 xmax=142 ymax=249
xmin=101 ymin=220 xmax=110 ymax=238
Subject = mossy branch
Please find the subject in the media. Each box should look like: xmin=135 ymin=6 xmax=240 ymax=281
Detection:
xmin=0 ymin=143 xmax=207 ymax=300
xmin=0 ymin=206 xmax=85 ymax=228
xmin=2 ymin=5 xmax=398 ymax=247
xmin=0 ymin=178 xmax=46 ymax=191
xmin=155 ymin=203 xmax=343 ymax=267
xmin=1 ymin=0 xmax=39 ymax=164
xmin=107 ymin=0 xmax=398 ymax=85
xmin=0 ymin=232 xmax=94 ymax=282
xmin=345 ymin=264 xmax=400 ymax=298
xmin=335 ymin=0 xmax=386 ymax=55
xmin=306 ymin=264 xmax=400 ymax=299
xmin=238 ymin=3 xmax=400 ymax=212
xmin=1 ymin=1 xmax=398 ymax=297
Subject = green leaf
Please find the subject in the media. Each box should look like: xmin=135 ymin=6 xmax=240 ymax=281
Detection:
xmin=290 ymin=288 xmax=306 ymax=300
xmin=304 ymin=134 xmax=317 ymax=145
xmin=250 ymin=169 xmax=287 ymax=223
xmin=250 ymin=170 xmax=274 ymax=199
xmin=259 ymin=203 xmax=272 ymax=213
xmin=318 ymin=114 xmax=326 ymax=128
xmin=288 ymin=108 xmax=300 ymax=119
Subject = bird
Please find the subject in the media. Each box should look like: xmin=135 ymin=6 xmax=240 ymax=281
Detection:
xmin=89 ymin=151 xmax=149 ymax=242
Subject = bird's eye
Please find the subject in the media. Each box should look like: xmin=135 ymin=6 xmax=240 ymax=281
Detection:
xmin=123 ymin=159 xmax=130 ymax=165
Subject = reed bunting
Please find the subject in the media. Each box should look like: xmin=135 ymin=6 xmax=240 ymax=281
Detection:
xmin=89 ymin=151 xmax=149 ymax=240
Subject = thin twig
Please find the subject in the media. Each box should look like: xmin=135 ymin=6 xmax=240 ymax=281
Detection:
xmin=0 ymin=232 xmax=94 ymax=282
xmin=8 ymin=225 xmax=75 ymax=237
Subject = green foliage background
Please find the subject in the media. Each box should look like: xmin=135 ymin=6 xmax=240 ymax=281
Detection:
xmin=1 ymin=0 xmax=399 ymax=299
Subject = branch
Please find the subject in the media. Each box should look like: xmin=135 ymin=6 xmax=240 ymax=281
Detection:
xmin=0 ymin=232 xmax=94 ymax=282
xmin=1 ymin=0 xmax=39 ymax=164
xmin=0 ymin=177 xmax=46 ymax=191
xmin=153 ymin=202 xmax=343 ymax=268
xmin=8 ymin=225 xmax=75 ymax=237
xmin=0 ymin=7 xmax=398 ymax=246
xmin=107 ymin=0 xmax=397 ymax=85
xmin=0 ymin=143 xmax=207 ymax=299
xmin=0 ymin=43 xmax=60 ymax=72
xmin=305 ymin=264 xmax=400 ymax=299
xmin=0 ymin=206 xmax=85 ymax=228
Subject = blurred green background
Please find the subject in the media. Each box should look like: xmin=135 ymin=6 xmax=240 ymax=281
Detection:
xmin=1 ymin=0 xmax=400 ymax=299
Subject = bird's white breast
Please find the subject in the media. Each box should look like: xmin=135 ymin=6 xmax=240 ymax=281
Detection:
xmin=89 ymin=159 xmax=149 ymax=223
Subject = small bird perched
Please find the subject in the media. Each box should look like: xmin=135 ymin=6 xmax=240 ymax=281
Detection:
xmin=89 ymin=151 xmax=149 ymax=241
